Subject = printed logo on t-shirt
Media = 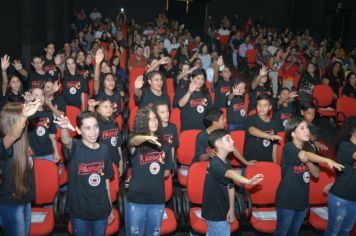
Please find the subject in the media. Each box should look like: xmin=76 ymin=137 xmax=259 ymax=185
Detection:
xmin=36 ymin=126 xmax=46 ymax=136
xmin=233 ymin=103 xmax=244 ymax=112
xmin=139 ymin=151 xmax=166 ymax=165
xmin=78 ymin=69 xmax=89 ymax=78
xmin=32 ymin=80 xmax=43 ymax=88
xmin=283 ymin=119 xmax=289 ymax=127
xmin=197 ymin=105 xmax=205 ymax=113
xmin=303 ymin=172 xmax=310 ymax=183
xmin=190 ymin=98 xmax=208 ymax=108
xmin=102 ymin=128 xmax=119 ymax=142
xmin=69 ymin=87 xmax=77 ymax=94
xmin=220 ymin=87 xmax=230 ymax=94
xmin=293 ymin=164 xmax=308 ymax=174
xmin=78 ymin=161 xmax=104 ymax=175
xmin=88 ymin=173 xmax=101 ymax=187
xmin=262 ymin=130 xmax=274 ymax=147
xmin=164 ymin=134 xmax=173 ymax=144
xmin=149 ymin=162 xmax=160 ymax=175
xmin=44 ymin=64 xmax=56 ymax=74
xmin=110 ymin=137 xmax=117 ymax=146
xmin=240 ymin=109 xmax=246 ymax=117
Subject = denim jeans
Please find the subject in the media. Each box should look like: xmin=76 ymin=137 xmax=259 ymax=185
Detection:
xmin=71 ymin=217 xmax=108 ymax=236
xmin=125 ymin=201 xmax=165 ymax=236
xmin=207 ymin=220 xmax=230 ymax=236
xmin=0 ymin=203 xmax=31 ymax=236
xmin=227 ymin=123 xmax=245 ymax=132
xmin=34 ymin=154 xmax=54 ymax=162
xmin=324 ymin=192 xmax=356 ymax=236
xmin=273 ymin=207 xmax=307 ymax=236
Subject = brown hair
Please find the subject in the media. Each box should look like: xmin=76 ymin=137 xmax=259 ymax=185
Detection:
xmin=0 ymin=102 xmax=32 ymax=198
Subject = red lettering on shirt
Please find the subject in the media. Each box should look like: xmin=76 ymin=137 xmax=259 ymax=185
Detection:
xmin=233 ymin=103 xmax=244 ymax=112
xmin=139 ymin=151 xmax=165 ymax=165
xmin=256 ymin=91 xmax=269 ymax=96
xmin=44 ymin=64 xmax=56 ymax=72
xmin=31 ymin=117 xmax=50 ymax=128
xmin=220 ymin=87 xmax=230 ymax=94
xmin=102 ymin=128 xmax=118 ymax=140
xmin=293 ymin=163 xmax=308 ymax=174
xmin=280 ymin=113 xmax=291 ymax=120
xmin=32 ymin=80 xmax=43 ymax=88
xmin=78 ymin=161 xmax=104 ymax=175
xmin=164 ymin=134 xmax=173 ymax=144
xmin=190 ymin=98 xmax=207 ymax=107
xmin=78 ymin=69 xmax=89 ymax=77
xmin=66 ymin=81 xmax=81 ymax=89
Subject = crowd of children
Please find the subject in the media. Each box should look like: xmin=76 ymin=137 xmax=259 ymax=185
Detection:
xmin=0 ymin=7 xmax=355 ymax=236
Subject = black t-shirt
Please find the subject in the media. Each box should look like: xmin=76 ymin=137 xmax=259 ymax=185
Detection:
xmin=276 ymin=142 xmax=311 ymax=210
xmin=214 ymin=78 xmax=233 ymax=108
xmin=177 ymin=90 xmax=212 ymax=131
xmin=127 ymin=144 xmax=173 ymax=204
xmin=163 ymin=123 xmax=179 ymax=151
xmin=193 ymin=130 xmax=212 ymax=164
xmin=43 ymin=57 xmax=60 ymax=81
xmin=64 ymin=139 xmax=114 ymax=220
xmin=248 ymin=85 xmax=270 ymax=112
xmin=173 ymin=80 xmax=190 ymax=108
xmin=77 ymin=64 xmax=91 ymax=91
xmin=97 ymin=119 xmax=122 ymax=167
xmin=28 ymin=71 xmax=52 ymax=89
xmin=227 ymin=95 xmax=247 ymax=125
xmin=244 ymin=115 xmax=277 ymax=162
xmin=137 ymin=87 xmax=171 ymax=109
xmin=62 ymin=73 xmax=88 ymax=109
xmin=28 ymin=111 xmax=56 ymax=157
xmin=342 ymin=84 xmax=356 ymax=98
xmin=273 ymin=102 xmax=296 ymax=132
xmin=330 ymin=141 xmax=356 ymax=202
xmin=95 ymin=90 xmax=122 ymax=118
xmin=160 ymin=67 xmax=178 ymax=82
xmin=202 ymin=157 xmax=234 ymax=221
xmin=0 ymin=139 xmax=35 ymax=205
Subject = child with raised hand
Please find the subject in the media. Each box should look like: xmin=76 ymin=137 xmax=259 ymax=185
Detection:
xmin=324 ymin=117 xmax=356 ymax=236
xmin=213 ymin=56 xmax=233 ymax=108
xmin=54 ymin=112 xmax=115 ymax=235
xmin=248 ymin=65 xmax=271 ymax=112
xmin=125 ymin=107 xmax=174 ymax=236
xmin=274 ymin=117 xmax=344 ymax=236
xmin=27 ymin=87 xmax=60 ymax=163
xmin=134 ymin=71 xmax=171 ymax=109
xmin=202 ymin=129 xmax=264 ymax=236
xmin=88 ymin=98 xmax=123 ymax=176
xmin=154 ymin=101 xmax=179 ymax=170
xmin=244 ymin=93 xmax=281 ymax=163
xmin=273 ymin=87 xmax=298 ymax=132
xmin=177 ymin=68 xmax=212 ymax=131
xmin=226 ymin=79 xmax=247 ymax=131
xmin=0 ymin=100 xmax=41 ymax=236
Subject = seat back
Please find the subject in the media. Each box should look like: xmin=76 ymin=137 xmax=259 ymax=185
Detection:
xmin=110 ymin=163 xmax=120 ymax=203
xmin=169 ymin=108 xmax=181 ymax=132
xmin=244 ymin=162 xmax=281 ymax=204
xmin=166 ymin=78 xmax=175 ymax=94
xmin=313 ymin=85 xmax=334 ymax=107
xmin=228 ymin=130 xmax=245 ymax=166
xmin=187 ymin=161 xmax=209 ymax=204
xmin=88 ymin=79 xmax=94 ymax=97
xmin=246 ymin=49 xmax=257 ymax=64
xmin=33 ymin=160 xmax=59 ymax=205
xmin=164 ymin=174 xmax=173 ymax=202
xmin=65 ymin=105 xmax=80 ymax=137
xmin=176 ymin=130 xmax=201 ymax=165
xmin=129 ymin=106 xmax=138 ymax=131
xmin=309 ymin=164 xmax=335 ymax=205
xmin=336 ymin=97 xmax=356 ymax=124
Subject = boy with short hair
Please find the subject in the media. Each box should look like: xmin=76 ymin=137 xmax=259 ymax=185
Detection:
xmin=202 ymin=129 xmax=264 ymax=236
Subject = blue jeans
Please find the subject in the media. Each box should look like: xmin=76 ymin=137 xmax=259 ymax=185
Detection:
xmin=34 ymin=154 xmax=54 ymax=162
xmin=125 ymin=201 xmax=165 ymax=236
xmin=0 ymin=203 xmax=31 ymax=236
xmin=274 ymin=207 xmax=307 ymax=236
xmin=324 ymin=192 xmax=356 ymax=236
xmin=71 ymin=217 xmax=108 ymax=236
xmin=207 ymin=220 xmax=230 ymax=236
xmin=227 ymin=123 xmax=245 ymax=131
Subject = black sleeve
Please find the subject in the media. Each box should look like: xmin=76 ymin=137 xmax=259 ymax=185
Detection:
xmin=104 ymin=147 xmax=114 ymax=180
xmin=209 ymin=158 xmax=229 ymax=183
xmin=281 ymin=142 xmax=300 ymax=166
xmin=164 ymin=146 xmax=174 ymax=170
xmin=245 ymin=116 xmax=257 ymax=134
xmin=172 ymin=125 xmax=179 ymax=148
xmin=194 ymin=133 xmax=206 ymax=159
xmin=64 ymin=138 xmax=78 ymax=161
xmin=49 ymin=114 xmax=56 ymax=135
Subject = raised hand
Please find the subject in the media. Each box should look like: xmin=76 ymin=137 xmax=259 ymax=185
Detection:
xmin=232 ymin=86 xmax=242 ymax=96
xmin=134 ymin=75 xmax=144 ymax=89
xmin=259 ymin=65 xmax=268 ymax=77
xmin=22 ymin=99 xmax=41 ymax=118
xmin=247 ymin=174 xmax=264 ymax=185
xmin=1 ymin=55 xmax=10 ymax=71
xmin=12 ymin=60 xmax=23 ymax=71
xmin=95 ymin=49 xmax=104 ymax=64
xmin=269 ymin=134 xmax=282 ymax=141
xmin=53 ymin=115 xmax=76 ymax=131
xmin=217 ymin=56 xmax=224 ymax=66
xmin=88 ymin=99 xmax=99 ymax=108
xmin=22 ymin=91 xmax=34 ymax=103
xmin=298 ymin=151 xmax=308 ymax=163
xmin=188 ymin=81 xmax=197 ymax=94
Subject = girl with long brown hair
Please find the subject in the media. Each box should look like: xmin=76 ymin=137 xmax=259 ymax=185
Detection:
xmin=0 ymin=99 xmax=41 ymax=236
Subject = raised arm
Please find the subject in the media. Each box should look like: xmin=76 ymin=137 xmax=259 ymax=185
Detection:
xmin=53 ymin=115 xmax=75 ymax=149
xmin=94 ymin=49 xmax=104 ymax=95
xmin=178 ymin=81 xmax=196 ymax=107
xmin=251 ymin=65 xmax=268 ymax=90
xmin=213 ymin=56 xmax=224 ymax=84
xmin=12 ymin=60 xmax=28 ymax=78
xmin=134 ymin=75 xmax=144 ymax=99
xmin=1 ymin=55 xmax=10 ymax=96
